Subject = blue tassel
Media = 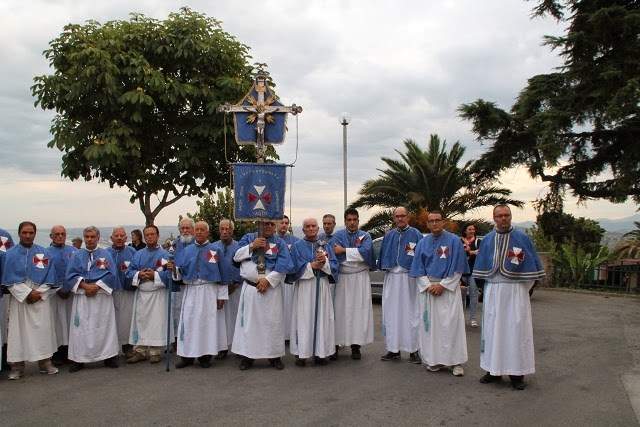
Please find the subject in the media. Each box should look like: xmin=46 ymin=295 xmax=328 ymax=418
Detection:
xmin=480 ymin=339 xmax=485 ymax=353
xmin=73 ymin=313 xmax=79 ymax=327
xmin=180 ymin=322 xmax=184 ymax=342
xmin=422 ymin=309 xmax=429 ymax=332
xmin=132 ymin=330 xmax=138 ymax=344
xmin=381 ymin=324 xmax=387 ymax=337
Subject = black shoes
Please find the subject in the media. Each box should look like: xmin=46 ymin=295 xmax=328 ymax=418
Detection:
xmin=176 ymin=358 xmax=194 ymax=369
xmin=329 ymin=345 xmax=339 ymax=360
xmin=351 ymin=345 xmax=361 ymax=360
xmin=103 ymin=357 xmax=119 ymax=369
xmin=381 ymin=351 xmax=401 ymax=361
xmin=409 ymin=352 xmax=422 ymax=364
xmin=214 ymin=350 xmax=228 ymax=360
xmin=479 ymin=372 xmax=502 ymax=383
xmin=269 ymin=358 xmax=285 ymax=370
xmin=510 ymin=375 xmax=526 ymax=390
xmin=239 ymin=357 xmax=254 ymax=370
xmin=69 ymin=363 xmax=85 ymax=373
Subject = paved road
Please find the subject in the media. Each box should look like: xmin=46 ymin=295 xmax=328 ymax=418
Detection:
xmin=2 ymin=289 xmax=640 ymax=426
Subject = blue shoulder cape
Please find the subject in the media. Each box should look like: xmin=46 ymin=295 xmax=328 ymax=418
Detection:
xmin=377 ymin=227 xmax=424 ymax=270
xmin=65 ymin=248 xmax=118 ymax=291
xmin=107 ymin=245 xmax=137 ymax=290
xmin=213 ymin=239 xmax=242 ymax=284
xmin=1 ymin=243 xmax=57 ymax=288
xmin=409 ymin=231 xmax=469 ymax=279
xmin=238 ymin=232 xmax=294 ymax=274
xmin=332 ymin=229 xmax=376 ymax=269
xmin=288 ymin=238 xmax=339 ymax=284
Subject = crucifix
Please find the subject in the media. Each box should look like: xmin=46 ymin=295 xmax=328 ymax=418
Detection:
xmin=219 ymin=71 xmax=302 ymax=276
xmin=218 ymin=71 xmax=302 ymax=163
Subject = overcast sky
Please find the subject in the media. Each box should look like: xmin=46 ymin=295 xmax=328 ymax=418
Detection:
xmin=1 ymin=0 xmax=637 ymax=230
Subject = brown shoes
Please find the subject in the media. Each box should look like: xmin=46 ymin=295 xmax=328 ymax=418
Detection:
xmin=127 ymin=352 xmax=147 ymax=364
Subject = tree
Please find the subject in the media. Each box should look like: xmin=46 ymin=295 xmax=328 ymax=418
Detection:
xmin=350 ymin=134 xmax=523 ymax=235
xmin=186 ymin=187 xmax=256 ymax=241
xmin=536 ymin=211 xmax=605 ymax=255
xmin=32 ymin=8 xmax=263 ymax=225
xmin=459 ymin=1 xmax=640 ymax=210
xmin=611 ymin=221 xmax=640 ymax=259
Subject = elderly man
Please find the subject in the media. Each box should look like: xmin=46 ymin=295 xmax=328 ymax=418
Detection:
xmin=126 ymin=225 xmax=174 ymax=364
xmin=332 ymin=208 xmax=376 ymax=360
xmin=232 ymin=220 xmax=294 ymax=370
xmin=1 ymin=222 xmax=59 ymax=380
xmin=107 ymin=226 xmax=137 ymax=358
xmin=0 ymin=227 xmax=14 ymax=370
xmin=277 ymin=215 xmax=299 ymax=343
xmin=215 ymin=219 xmax=242 ymax=359
xmin=473 ymin=204 xmax=546 ymax=390
xmin=409 ymin=211 xmax=469 ymax=376
xmin=48 ymin=225 xmax=77 ymax=365
xmin=66 ymin=226 xmax=120 ymax=372
xmin=170 ymin=218 xmax=195 ymax=342
xmin=378 ymin=207 xmax=423 ymax=364
xmin=172 ymin=221 xmax=228 ymax=369
xmin=289 ymin=218 xmax=339 ymax=367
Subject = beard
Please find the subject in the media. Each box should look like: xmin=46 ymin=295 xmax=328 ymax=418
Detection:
xmin=180 ymin=234 xmax=194 ymax=244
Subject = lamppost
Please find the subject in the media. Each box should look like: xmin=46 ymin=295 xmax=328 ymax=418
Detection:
xmin=339 ymin=112 xmax=351 ymax=213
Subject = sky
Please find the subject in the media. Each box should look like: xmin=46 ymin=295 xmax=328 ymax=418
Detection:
xmin=1 ymin=0 xmax=638 ymax=230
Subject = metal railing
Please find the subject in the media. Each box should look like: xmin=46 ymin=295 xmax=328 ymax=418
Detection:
xmin=551 ymin=260 xmax=640 ymax=294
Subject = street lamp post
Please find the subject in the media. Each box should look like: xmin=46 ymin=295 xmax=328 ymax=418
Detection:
xmin=339 ymin=112 xmax=351 ymax=213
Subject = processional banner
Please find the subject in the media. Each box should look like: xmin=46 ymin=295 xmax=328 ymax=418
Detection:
xmin=234 ymin=163 xmax=287 ymax=220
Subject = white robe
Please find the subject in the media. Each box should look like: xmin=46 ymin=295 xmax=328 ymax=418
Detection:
xmin=7 ymin=282 xmax=57 ymax=363
xmin=382 ymin=267 xmax=419 ymax=353
xmin=334 ymin=249 xmax=374 ymax=346
xmin=68 ymin=281 xmax=118 ymax=363
xmin=481 ymin=275 xmax=535 ymax=376
xmin=52 ymin=291 xmax=73 ymax=347
xmin=130 ymin=275 xmax=174 ymax=347
xmin=1 ymin=296 xmax=9 ymax=344
xmin=177 ymin=281 xmax=228 ymax=358
xmin=231 ymin=245 xmax=286 ymax=359
xmin=417 ymin=273 xmax=467 ymax=366
xmin=113 ymin=290 xmax=135 ymax=345
xmin=290 ymin=262 xmax=335 ymax=359
xmin=282 ymin=280 xmax=294 ymax=340
xmin=224 ymin=285 xmax=241 ymax=349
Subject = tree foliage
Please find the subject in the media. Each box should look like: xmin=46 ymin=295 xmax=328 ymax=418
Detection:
xmin=186 ymin=187 xmax=256 ymax=242
xmin=32 ymin=8 xmax=264 ymax=224
xmin=611 ymin=221 xmax=640 ymax=259
xmin=350 ymin=134 xmax=523 ymax=235
xmin=536 ymin=211 xmax=605 ymax=254
xmin=459 ymin=1 xmax=640 ymax=210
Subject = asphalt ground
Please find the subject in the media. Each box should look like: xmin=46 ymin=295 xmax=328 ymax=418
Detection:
xmin=1 ymin=289 xmax=639 ymax=426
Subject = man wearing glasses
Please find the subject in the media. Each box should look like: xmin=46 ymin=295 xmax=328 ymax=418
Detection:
xmin=473 ymin=204 xmax=546 ymax=390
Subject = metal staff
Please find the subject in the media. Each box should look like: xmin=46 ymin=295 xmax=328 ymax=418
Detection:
xmin=312 ymin=239 xmax=326 ymax=367
xmin=166 ymin=249 xmax=175 ymax=372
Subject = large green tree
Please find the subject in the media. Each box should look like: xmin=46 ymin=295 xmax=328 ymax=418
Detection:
xmin=536 ymin=211 xmax=605 ymax=255
xmin=350 ymin=134 xmax=523 ymax=234
xmin=611 ymin=221 xmax=640 ymax=259
xmin=32 ymin=8 xmax=262 ymax=225
xmin=459 ymin=1 xmax=640 ymax=210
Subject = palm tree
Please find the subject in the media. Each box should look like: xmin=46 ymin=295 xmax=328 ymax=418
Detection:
xmin=611 ymin=222 xmax=640 ymax=259
xmin=350 ymin=134 xmax=523 ymax=234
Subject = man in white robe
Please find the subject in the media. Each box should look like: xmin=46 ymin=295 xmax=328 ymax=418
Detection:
xmin=378 ymin=207 xmax=423 ymax=364
xmin=1 ymin=221 xmax=59 ymax=380
xmin=289 ymin=218 xmax=339 ymax=367
xmin=473 ymin=204 xmax=546 ymax=390
xmin=216 ymin=219 xmax=242 ymax=359
xmin=332 ymin=208 xmax=376 ymax=360
xmin=171 ymin=221 xmax=228 ymax=368
xmin=170 ymin=218 xmax=195 ymax=342
xmin=232 ymin=220 xmax=294 ymax=370
xmin=409 ymin=211 xmax=469 ymax=376
xmin=126 ymin=225 xmax=174 ymax=364
xmin=48 ymin=225 xmax=76 ymax=365
xmin=66 ymin=226 xmax=120 ymax=372
xmin=107 ymin=226 xmax=137 ymax=358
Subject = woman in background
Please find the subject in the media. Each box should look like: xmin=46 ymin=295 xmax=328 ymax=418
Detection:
xmin=461 ymin=223 xmax=481 ymax=328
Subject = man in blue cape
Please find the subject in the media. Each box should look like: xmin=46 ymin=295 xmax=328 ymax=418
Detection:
xmin=473 ymin=204 xmax=546 ymax=390
xmin=1 ymin=221 xmax=58 ymax=380
xmin=378 ymin=207 xmax=424 ymax=364
xmin=288 ymin=218 xmax=339 ymax=366
xmin=409 ymin=211 xmax=469 ymax=376
xmin=332 ymin=208 xmax=376 ymax=360
xmin=231 ymin=220 xmax=294 ymax=370
xmin=66 ymin=226 xmax=119 ymax=372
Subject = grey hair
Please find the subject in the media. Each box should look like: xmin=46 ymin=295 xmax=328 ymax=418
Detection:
xmin=179 ymin=218 xmax=195 ymax=228
xmin=83 ymin=226 xmax=101 ymax=237
xmin=220 ymin=218 xmax=235 ymax=230
xmin=301 ymin=217 xmax=318 ymax=227
xmin=111 ymin=225 xmax=126 ymax=235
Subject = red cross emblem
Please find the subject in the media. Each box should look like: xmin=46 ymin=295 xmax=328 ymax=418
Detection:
xmin=404 ymin=242 xmax=416 ymax=256
xmin=96 ymin=258 xmax=109 ymax=269
xmin=205 ymin=250 xmax=219 ymax=263
xmin=508 ymin=247 xmax=525 ymax=265
xmin=33 ymin=254 xmax=49 ymax=268
xmin=436 ymin=246 xmax=450 ymax=259
xmin=248 ymin=185 xmax=271 ymax=210
xmin=355 ymin=235 xmax=366 ymax=247
xmin=0 ymin=236 xmax=12 ymax=252
xmin=265 ymin=243 xmax=278 ymax=255
xmin=120 ymin=261 xmax=130 ymax=272
xmin=156 ymin=258 xmax=168 ymax=270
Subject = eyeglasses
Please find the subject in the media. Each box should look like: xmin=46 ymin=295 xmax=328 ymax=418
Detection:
xmin=494 ymin=214 xmax=512 ymax=219
xmin=427 ymin=219 xmax=443 ymax=224
xmin=394 ymin=214 xmax=407 ymax=218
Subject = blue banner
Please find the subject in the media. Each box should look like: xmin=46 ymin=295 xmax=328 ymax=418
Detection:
xmin=234 ymin=163 xmax=287 ymax=220
xmin=234 ymin=83 xmax=287 ymax=145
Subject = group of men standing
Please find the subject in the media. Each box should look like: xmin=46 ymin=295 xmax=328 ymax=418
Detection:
xmin=0 ymin=203 xmax=545 ymax=390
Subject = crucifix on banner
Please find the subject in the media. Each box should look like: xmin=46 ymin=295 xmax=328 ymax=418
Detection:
xmin=218 ymin=70 xmax=302 ymax=277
